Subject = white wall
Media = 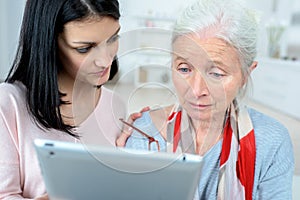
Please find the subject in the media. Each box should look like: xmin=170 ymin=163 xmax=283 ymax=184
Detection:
xmin=0 ymin=0 xmax=26 ymax=81
xmin=251 ymin=58 xmax=300 ymax=120
xmin=247 ymin=0 xmax=295 ymax=58
xmin=0 ymin=1 xmax=8 ymax=81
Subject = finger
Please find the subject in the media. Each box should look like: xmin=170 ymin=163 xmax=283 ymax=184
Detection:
xmin=116 ymin=107 xmax=150 ymax=147
xmin=116 ymin=132 xmax=131 ymax=147
xmin=129 ymin=112 xmax=141 ymax=121
xmin=130 ymin=107 xmax=150 ymax=120
xmin=119 ymin=118 xmax=134 ymax=136
xmin=130 ymin=112 xmax=143 ymax=120
xmin=140 ymin=106 xmax=150 ymax=112
xmin=34 ymin=194 xmax=48 ymax=200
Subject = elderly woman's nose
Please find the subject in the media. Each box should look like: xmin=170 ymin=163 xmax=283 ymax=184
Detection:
xmin=190 ymin=73 xmax=209 ymax=97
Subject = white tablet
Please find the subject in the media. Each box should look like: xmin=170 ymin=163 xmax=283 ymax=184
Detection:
xmin=34 ymin=139 xmax=203 ymax=200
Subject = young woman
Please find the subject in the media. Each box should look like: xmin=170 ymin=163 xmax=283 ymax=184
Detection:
xmin=0 ymin=0 xmax=125 ymax=199
xmin=119 ymin=0 xmax=294 ymax=199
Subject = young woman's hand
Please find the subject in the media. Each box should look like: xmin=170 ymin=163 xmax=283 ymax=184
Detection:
xmin=34 ymin=194 xmax=49 ymax=200
xmin=116 ymin=106 xmax=150 ymax=147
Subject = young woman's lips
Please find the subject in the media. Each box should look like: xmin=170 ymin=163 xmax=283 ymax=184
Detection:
xmin=91 ymin=68 xmax=109 ymax=77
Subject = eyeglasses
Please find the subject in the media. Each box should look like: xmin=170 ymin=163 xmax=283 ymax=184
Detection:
xmin=119 ymin=118 xmax=160 ymax=151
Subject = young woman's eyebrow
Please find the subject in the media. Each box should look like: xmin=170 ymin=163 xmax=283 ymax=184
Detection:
xmin=72 ymin=26 xmax=121 ymax=45
xmin=109 ymin=26 xmax=121 ymax=39
xmin=72 ymin=41 xmax=95 ymax=45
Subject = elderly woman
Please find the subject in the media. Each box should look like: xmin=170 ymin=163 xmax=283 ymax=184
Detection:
xmin=117 ymin=0 xmax=294 ymax=199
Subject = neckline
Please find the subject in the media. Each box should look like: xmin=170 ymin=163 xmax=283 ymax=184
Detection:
xmin=75 ymin=86 xmax=108 ymax=128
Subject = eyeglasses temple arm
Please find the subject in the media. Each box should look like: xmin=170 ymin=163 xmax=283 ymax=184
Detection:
xmin=119 ymin=118 xmax=153 ymax=140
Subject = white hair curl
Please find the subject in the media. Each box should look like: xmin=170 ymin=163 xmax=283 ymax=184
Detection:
xmin=173 ymin=0 xmax=260 ymax=69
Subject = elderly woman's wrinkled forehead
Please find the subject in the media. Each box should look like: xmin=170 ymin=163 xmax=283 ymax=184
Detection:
xmin=172 ymin=33 xmax=241 ymax=68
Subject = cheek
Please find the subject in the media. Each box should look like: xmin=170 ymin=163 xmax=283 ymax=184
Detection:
xmin=172 ymin=72 xmax=189 ymax=100
xmin=67 ymin=56 xmax=86 ymax=77
xmin=220 ymin=80 xmax=242 ymax=103
xmin=109 ymin=42 xmax=119 ymax=58
xmin=60 ymin=49 xmax=85 ymax=74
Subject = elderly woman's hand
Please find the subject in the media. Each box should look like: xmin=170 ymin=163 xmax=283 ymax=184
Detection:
xmin=116 ymin=106 xmax=150 ymax=147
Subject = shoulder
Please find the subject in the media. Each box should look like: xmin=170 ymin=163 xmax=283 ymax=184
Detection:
xmin=0 ymin=82 xmax=27 ymax=108
xmin=247 ymin=107 xmax=292 ymax=152
xmin=247 ymin=107 xmax=294 ymax=198
xmin=0 ymin=81 xmax=25 ymax=95
xmin=248 ymin=107 xmax=294 ymax=171
xmin=247 ymin=107 xmax=290 ymax=141
xmin=0 ymin=82 xmax=29 ymax=135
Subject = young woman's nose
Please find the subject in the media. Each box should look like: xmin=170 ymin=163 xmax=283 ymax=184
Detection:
xmin=94 ymin=47 xmax=113 ymax=68
xmin=190 ymin=73 xmax=209 ymax=97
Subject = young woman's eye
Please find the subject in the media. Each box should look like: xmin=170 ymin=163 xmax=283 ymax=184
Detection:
xmin=76 ymin=46 xmax=92 ymax=54
xmin=107 ymin=34 xmax=120 ymax=44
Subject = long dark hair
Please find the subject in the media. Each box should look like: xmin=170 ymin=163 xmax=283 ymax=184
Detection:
xmin=5 ymin=0 xmax=120 ymax=137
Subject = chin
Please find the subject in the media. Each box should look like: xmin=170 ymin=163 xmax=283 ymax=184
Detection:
xmin=185 ymin=108 xmax=212 ymax=120
xmin=91 ymin=77 xmax=109 ymax=87
xmin=189 ymin=113 xmax=212 ymax=121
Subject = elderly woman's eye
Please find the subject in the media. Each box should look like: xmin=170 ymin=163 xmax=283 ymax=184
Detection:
xmin=213 ymin=72 xmax=222 ymax=77
xmin=210 ymin=72 xmax=225 ymax=78
xmin=178 ymin=67 xmax=190 ymax=73
xmin=177 ymin=63 xmax=191 ymax=73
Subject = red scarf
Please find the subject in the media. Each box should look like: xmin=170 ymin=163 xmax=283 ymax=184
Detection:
xmin=167 ymin=103 xmax=256 ymax=200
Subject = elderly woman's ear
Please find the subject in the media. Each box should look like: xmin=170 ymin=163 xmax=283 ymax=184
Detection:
xmin=250 ymin=61 xmax=258 ymax=72
xmin=242 ymin=61 xmax=258 ymax=86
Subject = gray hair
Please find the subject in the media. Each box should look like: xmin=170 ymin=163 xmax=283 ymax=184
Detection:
xmin=172 ymin=0 xmax=259 ymax=84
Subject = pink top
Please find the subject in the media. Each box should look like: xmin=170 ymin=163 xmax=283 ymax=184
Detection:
xmin=0 ymin=82 xmax=126 ymax=199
